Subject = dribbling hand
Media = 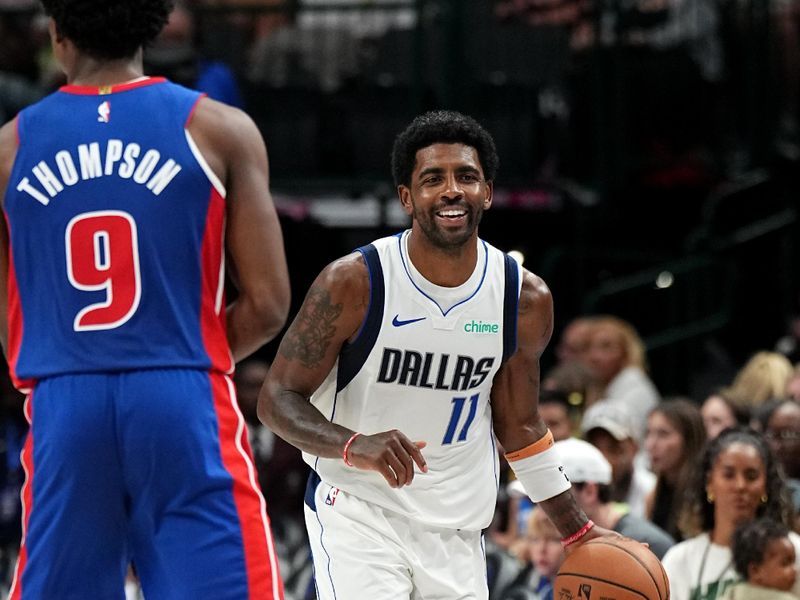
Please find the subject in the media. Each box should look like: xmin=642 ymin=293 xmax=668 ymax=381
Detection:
xmin=346 ymin=430 xmax=428 ymax=488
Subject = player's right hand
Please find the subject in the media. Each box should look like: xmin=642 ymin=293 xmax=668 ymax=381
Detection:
xmin=347 ymin=430 xmax=428 ymax=488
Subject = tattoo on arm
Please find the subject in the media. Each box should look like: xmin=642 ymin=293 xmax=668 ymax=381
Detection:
xmin=538 ymin=490 xmax=589 ymax=537
xmin=280 ymin=286 xmax=343 ymax=368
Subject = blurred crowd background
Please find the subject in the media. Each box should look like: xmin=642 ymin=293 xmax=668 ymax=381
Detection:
xmin=1 ymin=0 xmax=800 ymax=598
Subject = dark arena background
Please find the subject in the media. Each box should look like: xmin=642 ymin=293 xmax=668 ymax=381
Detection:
xmin=112 ymin=0 xmax=799 ymax=399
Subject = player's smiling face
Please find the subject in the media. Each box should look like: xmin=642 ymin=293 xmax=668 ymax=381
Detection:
xmin=400 ymin=143 xmax=492 ymax=250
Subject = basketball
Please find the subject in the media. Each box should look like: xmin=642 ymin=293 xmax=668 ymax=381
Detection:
xmin=554 ymin=537 xmax=670 ymax=600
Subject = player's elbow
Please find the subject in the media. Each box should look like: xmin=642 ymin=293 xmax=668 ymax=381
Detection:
xmin=252 ymin=289 xmax=291 ymax=342
xmin=256 ymin=378 xmax=277 ymax=429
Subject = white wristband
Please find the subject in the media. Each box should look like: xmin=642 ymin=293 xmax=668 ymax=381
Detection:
xmin=508 ymin=444 xmax=571 ymax=503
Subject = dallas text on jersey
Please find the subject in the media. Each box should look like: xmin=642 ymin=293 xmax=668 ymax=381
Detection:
xmin=15 ymin=139 xmax=182 ymax=206
xmin=377 ymin=347 xmax=495 ymax=391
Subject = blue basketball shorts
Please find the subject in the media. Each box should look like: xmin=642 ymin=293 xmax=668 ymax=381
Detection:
xmin=10 ymin=369 xmax=283 ymax=600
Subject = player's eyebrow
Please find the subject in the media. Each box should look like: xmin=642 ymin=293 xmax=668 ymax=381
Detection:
xmin=417 ymin=165 xmax=481 ymax=179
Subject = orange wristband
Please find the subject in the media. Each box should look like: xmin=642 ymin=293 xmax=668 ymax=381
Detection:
xmin=343 ymin=432 xmax=362 ymax=467
xmin=505 ymin=430 xmax=555 ymax=462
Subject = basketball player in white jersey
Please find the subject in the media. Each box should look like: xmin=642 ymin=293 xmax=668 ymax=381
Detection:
xmin=258 ymin=111 xmax=611 ymax=599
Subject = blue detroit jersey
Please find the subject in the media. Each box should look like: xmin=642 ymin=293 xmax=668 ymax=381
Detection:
xmin=4 ymin=78 xmax=231 ymax=387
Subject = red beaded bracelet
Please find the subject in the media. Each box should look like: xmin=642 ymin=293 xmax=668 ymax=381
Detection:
xmin=343 ymin=432 xmax=362 ymax=467
xmin=561 ymin=519 xmax=595 ymax=547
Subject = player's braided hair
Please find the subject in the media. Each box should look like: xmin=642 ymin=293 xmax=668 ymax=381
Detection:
xmin=40 ymin=0 xmax=173 ymax=60
xmin=391 ymin=110 xmax=499 ymax=187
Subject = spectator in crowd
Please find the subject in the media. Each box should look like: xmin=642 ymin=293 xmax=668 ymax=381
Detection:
xmin=645 ymin=398 xmax=706 ymax=541
xmin=542 ymin=360 xmax=601 ymax=412
xmin=727 ymin=351 xmax=794 ymax=411
xmin=581 ymin=402 xmax=656 ymax=519
xmin=515 ymin=506 xmax=565 ymax=600
xmin=538 ymin=389 xmax=574 ymax=443
xmin=557 ymin=437 xmax=675 ymax=558
xmin=583 ymin=315 xmax=660 ymax=441
xmin=763 ymin=400 xmax=800 ymax=512
xmin=701 ymin=388 xmax=751 ymax=441
xmin=662 ymin=428 xmax=799 ymax=599
xmin=721 ymin=518 xmax=798 ymax=600
xmin=555 ymin=316 xmax=595 ymax=366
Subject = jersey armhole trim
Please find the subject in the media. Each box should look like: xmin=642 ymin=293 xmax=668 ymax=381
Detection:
xmin=185 ymin=93 xmax=207 ymax=129
xmin=501 ymin=254 xmax=520 ymax=364
xmin=336 ymin=244 xmax=384 ymax=392
xmin=184 ymin=129 xmax=226 ymax=198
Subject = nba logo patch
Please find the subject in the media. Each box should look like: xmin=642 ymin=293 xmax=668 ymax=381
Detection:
xmin=97 ymin=101 xmax=110 ymax=123
xmin=324 ymin=487 xmax=340 ymax=506
xmin=577 ymin=584 xmax=592 ymax=599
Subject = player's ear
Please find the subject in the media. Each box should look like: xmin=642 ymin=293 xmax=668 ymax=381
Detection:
xmin=48 ymin=18 xmax=65 ymax=43
xmin=398 ymin=185 xmax=413 ymax=216
xmin=483 ymin=181 xmax=493 ymax=209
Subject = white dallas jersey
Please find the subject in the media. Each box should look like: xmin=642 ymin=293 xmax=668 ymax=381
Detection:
xmin=304 ymin=230 xmax=521 ymax=531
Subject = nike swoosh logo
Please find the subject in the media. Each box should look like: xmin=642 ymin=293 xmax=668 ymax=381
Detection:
xmin=392 ymin=315 xmax=427 ymax=327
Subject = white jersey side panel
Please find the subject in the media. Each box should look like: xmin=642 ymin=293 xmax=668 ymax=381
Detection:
xmin=303 ymin=231 xmax=520 ymax=530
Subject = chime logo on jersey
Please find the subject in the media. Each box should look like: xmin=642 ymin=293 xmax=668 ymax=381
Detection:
xmin=97 ymin=101 xmax=110 ymax=123
xmin=463 ymin=319 xmax=499 ymax=334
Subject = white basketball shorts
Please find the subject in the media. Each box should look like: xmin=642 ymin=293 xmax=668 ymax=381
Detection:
xmin=304 ymin=477 xmax=489 ymax=600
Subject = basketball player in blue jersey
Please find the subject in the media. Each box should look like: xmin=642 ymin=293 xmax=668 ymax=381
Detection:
xmin=0 ymin=1 xmax=289 ymax=598
xmin=259 ymin=111 xmax=614 ymax=599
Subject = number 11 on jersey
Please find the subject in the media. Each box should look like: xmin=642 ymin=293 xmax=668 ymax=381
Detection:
xmin=442 ymin=392 xmax=479 ymax=445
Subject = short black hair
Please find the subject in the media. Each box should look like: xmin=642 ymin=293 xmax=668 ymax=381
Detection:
xmin=732 ymin=517 xmax=791 ymax=579
xmin=391 ymin=110 xmax=499 ymax=187
xmin=41 ymin=0 xmax=173 ymax=60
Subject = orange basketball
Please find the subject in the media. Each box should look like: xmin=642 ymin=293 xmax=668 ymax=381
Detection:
xmin=554 ymin=537 xmax=670 ymax=600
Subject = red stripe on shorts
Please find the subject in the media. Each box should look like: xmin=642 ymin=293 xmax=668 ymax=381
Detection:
xmin=210 ymin=373 xmax=284 ymax=599
xmin=9 ymin=392 xmax=35 ymax=600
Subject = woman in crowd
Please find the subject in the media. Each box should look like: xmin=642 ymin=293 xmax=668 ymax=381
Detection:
xmin=727 ymin=351 xmax=794 ymax=412
xmin=583 ymin=315 xmax=660 ymax=441
xmin=645 ymin=398 xmax=707 ymax=541
xmin=662 ymin=427 xmax=799 ymax=600
xmin=701 ymin=388 xmax=750 ymax=441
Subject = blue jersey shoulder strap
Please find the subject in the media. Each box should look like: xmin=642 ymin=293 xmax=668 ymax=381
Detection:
xmin=336 ymin=244 xmax=385 ymax=392
xmin=502 ymin=254 xmax=520 ymax=364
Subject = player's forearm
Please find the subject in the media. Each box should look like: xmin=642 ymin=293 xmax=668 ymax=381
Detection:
xmin=226 ymin=293 xmax=289 ymax=362
xmin=257 ymin=382 xmax=353 ymax=458
xmin=537 ymin=489 xmax=591 ymax=538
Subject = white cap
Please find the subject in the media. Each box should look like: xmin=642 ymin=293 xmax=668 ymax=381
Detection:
xmin=555 ymin=437 xmax=612 ymax=484
xmin=580 ymin=401 xmax=636 ymax=441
